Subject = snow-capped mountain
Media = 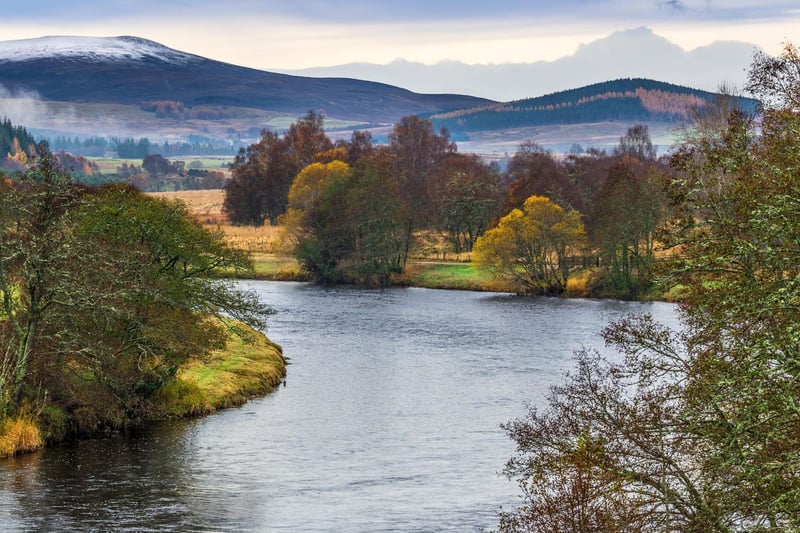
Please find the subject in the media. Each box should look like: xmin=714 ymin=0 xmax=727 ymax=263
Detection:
xmin=0 ymin=35 xmax=201 ymax=65
xmin=0 ymin=36 xmax=493 ymax=122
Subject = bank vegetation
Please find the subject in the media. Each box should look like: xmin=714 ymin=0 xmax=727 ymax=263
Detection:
xmin=0 ymin=156 xmax=282 ymax=458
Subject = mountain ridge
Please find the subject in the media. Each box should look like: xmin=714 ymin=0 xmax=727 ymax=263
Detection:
xmin=429 ymin=77 xmax=759 ymax=140
xmin=0 ymin=35 xmax=494 ymax=123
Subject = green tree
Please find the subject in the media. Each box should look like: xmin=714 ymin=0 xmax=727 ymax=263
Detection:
xmin=292 ymin=153 xmax=405 ymax=285
xmin=1 ymin=158 xmax=271 ymax=424
xmin=473 ymin=195 xmax=586 ymax=295
xmin=0 ymin=151 xmax=81 ymax=415
xmin=499 ymin=43 xmax=800 ymax=532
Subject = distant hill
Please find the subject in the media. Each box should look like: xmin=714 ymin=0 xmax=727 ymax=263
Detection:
xmin=282 ymin=28 xmax=757 ymax=102
xmin=0 ymin=36 xmax=493 ymax=124
xmin=428 ymin=78 xmax=760 ymax=140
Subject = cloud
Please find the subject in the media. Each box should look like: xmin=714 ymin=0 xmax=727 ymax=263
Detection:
xmin=659 ymin=0 xmax=687 ymax=11
xmin=0 ymin=85 xmax=78 ymax=135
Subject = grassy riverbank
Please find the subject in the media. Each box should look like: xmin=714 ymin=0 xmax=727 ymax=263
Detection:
xmin=0 ymin=324 xmax=285 ymax=459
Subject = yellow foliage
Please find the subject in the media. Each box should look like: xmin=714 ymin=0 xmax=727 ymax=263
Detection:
xmin=287 ymin=160 xmax=352 ymax=211
xmin=0 ymin=416 xmax=43 ymax=458
xmin=473 ymin=195 xmax=586 ymax=294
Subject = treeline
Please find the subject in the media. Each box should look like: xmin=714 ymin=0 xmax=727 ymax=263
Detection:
xmin=0 ymin=123 xmax=226 ymax=192
xmin=0 ymin=118 xmax=37 ymax=170
xmin=117 ymin=154 xmax=226 ymax=192
xmin=429 ymin=78 xmax=760 ymax=135
xmin=0 ymin=146 xmax=270 ymax=442
xmin=224 ymin=111 xmax=667 ymax=296
xmin=47 ymin=135 xmax=237 ymax=158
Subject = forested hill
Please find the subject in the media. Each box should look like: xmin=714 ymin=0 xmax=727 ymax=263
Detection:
xmin=429 ymin=78 xmax=760 ymax=135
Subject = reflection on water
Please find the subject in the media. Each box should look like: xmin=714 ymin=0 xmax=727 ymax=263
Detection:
xmin=1 ymin=282 xmax=678 ymax=532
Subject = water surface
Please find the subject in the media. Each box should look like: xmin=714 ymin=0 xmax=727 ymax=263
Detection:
xmin=1 ymin=282 xmax=678 ymax=532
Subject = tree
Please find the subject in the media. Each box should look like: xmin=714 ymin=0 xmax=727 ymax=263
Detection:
xmin=291 ymin=153 xmax=405 ymax=285
xmin=1 ymin=156 xmax=271 ymax=425
xmin=591 ymin=154 xmax=666 ymax=297
xmin=499 ymin=43 xmax=800 ymax=531
xmin=614 ymin=123 xmax=657 ymax=161
xmin=142 ymin=153 xmax=178 ymax=178
xmin=283 ymin=110 xmax=333 ymax=169
xmin=430 ymin=153 xmax=501 ymax=253
xmin=501 ymin=142 xmax=585 ymax=216
xmin=389 ymin=115 xmax=456 ymax=266
xmin=0 ymin=150 xmax=82 ymax=415
xmin=223 ymin=130 xmax=292 ymax=225
xmin=223 ymin=111 xmax=333 ymax=225
xmin=745 ymin=41 xmax=800 ymax=110
xmin=281 ymin=160 xmax=353 ymax=252
xmin=473 ymin=195 xmax=586 ymax=295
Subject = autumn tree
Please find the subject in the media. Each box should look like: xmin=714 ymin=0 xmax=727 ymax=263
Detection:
xmin=501 ymin=142 xmax=585 ymax=216
xmin=588 ymin=125 xmax=667 ymax=297
xmin=430 ymin=153 xmax=501 ymax=253
xmin=281 ymin=160 xmax=353 ymax=252
xmin=591 ymin=156 xmax=666 ymax=297
xmin=291 ymin=152 xmax=405 ymax=285
xmin=223 ymin=111 xmax=332 ymax=225
xmin=473 ymin=195 xmax=586 ymax=295
xmin=389 ymin=115 xmax=456 ymax=265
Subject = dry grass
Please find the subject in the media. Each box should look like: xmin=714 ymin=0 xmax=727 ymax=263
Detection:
xmin=217 ymin=224 xmax=288 ymax=253
xmin=0 ymin=416 xmax=44 ymax=458
xmin=148 ymin=189 xmax=290 ymax=253
xmin=565 ymin=269 xmax=595 ymax=298
xmin=150 ymin=189 xmax=228 ymax=225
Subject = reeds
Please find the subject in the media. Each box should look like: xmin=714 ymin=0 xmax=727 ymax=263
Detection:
xmin=0 ymin=416 xmax=43 ymax=457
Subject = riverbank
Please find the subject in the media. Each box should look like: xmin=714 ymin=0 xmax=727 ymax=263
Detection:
xmin=241 ymin=252 xmax=672 ymax=300
xmin=0 ymin=324 xmax=285 ymax=459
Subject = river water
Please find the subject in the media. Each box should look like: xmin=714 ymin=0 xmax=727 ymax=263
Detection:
xmin=1 ymin=281 xmax=678 ymax=532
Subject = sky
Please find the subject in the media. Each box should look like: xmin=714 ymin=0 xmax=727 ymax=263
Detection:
xmin=0 ymin=1 xmax=797 ymax=72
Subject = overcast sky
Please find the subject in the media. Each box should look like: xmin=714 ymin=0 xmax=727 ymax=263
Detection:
xmin=1 ymin=1 xmax=797 ymax=70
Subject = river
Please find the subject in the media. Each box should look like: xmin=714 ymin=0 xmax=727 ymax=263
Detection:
xmin=0 ymin=281 xmax=679 ymax=532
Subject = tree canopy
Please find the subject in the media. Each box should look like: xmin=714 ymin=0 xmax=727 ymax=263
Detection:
xmin=498 ymin=42 xmax=800 ymax=532
xmin=0 ymin=153 xmax=271 ymax=431
xmin=473 ymin=195 xmax=586 ymax=295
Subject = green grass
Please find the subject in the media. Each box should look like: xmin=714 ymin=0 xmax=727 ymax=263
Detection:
xmin=398 ymin=262 xmax=513 ymax=292
xmin=247 ymin=253 xmax=310 ymax=281
xmin=155 ymin=322 xmax=286 ymax=417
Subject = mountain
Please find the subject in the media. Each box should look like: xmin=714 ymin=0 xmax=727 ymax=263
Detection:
xmin=428 ymin=78 xmax=760 ymax=137
xmin=0 ymin=36 xmax=494 ymax=123
xmin=281 ymin=28 xmax=758 ymax=102
xmin=426 ymin=78 xmax=760 ymax=156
